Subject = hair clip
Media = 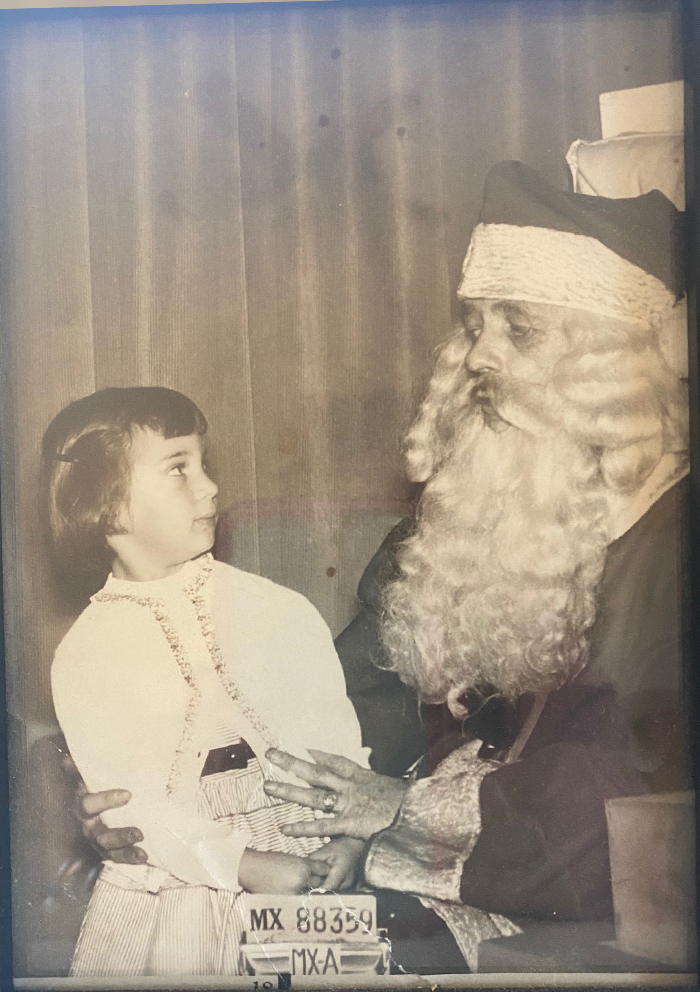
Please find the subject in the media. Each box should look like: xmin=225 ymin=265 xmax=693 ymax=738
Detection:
xmin=55 ymin=452 xmax=78 ymax=463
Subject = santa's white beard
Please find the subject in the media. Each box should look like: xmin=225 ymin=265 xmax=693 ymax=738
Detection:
xmin=380 ymin=400 xmax=610 ymax=717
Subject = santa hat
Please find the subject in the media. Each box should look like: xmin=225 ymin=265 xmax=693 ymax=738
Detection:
xmin=458 ymin=161 xmax=685 ymax=330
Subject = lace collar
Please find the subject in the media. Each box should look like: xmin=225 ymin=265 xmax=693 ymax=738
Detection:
xmin=97 ymin=552 xmax=213 ymax=601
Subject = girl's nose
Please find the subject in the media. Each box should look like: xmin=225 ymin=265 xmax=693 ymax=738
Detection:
xmin=197 ymin=471 xmax=218 ymax=500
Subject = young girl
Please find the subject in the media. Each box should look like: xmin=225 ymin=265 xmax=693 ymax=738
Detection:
xmin=46 ymin=387 xmax=369 ymax=977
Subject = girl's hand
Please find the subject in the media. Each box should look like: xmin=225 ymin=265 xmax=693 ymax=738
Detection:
xmin=314 ymin=837 xmax=366 ymax=891
xmin=263 ymin=748 xmax=409 ymax=841
xmin=238 ymin=848 xmax=329 ymax=894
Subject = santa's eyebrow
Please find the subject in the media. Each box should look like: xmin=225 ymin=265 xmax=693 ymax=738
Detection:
xmin=460 ymin=301 xmax=482 ymax=321
xmin=493 ymin=300 xmax=533 ymax=321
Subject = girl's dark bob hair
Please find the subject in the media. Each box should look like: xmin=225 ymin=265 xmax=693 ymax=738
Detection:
xmin=42 ymin=387 xmax=208 ymax=580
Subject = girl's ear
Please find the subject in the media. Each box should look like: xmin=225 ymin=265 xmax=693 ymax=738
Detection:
xmin=106 ymin=500 xmax=132 ymax=546
xmin=104 ymin=528 xmax=130 ymax=575
xmin=104 ymin=531 xmax=119 ymax=554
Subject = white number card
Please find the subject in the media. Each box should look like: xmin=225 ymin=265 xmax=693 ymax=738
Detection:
xmin=240 ymin=894 xmax=388 ymax=977
xmin=244 ymin=893 xmax=377 ymax=942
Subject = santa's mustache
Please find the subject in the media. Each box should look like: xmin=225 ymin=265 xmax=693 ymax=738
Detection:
xmin=470 ymin=373 xmax=504 ymax=422
xmin=463 ymin=371 xmax=525 ymax=435
xmin=471 ymin=369 xmax=562 ymax=435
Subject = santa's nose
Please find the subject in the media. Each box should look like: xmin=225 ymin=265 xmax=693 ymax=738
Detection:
xmin=466 ymin=332 xmax=501 ymax=373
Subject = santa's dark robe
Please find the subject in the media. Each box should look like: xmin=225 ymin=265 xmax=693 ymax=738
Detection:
xmin=335 ymin=478 xmax=691 ymax=926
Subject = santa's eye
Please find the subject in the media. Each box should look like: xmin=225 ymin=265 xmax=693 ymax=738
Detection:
xmin=460 ymin=303 xmax=482 ymax=338
xmin=508 ymin=322 xmax=536 ymax=346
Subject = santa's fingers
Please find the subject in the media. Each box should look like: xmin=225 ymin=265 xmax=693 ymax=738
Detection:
xmin=91 ymin=826 xmax=144 ymax=853
xmin=263 ymin=779 xmax=346 ymax=815
xmin=110 ymin=845 xmax=149 ymax=865
xmin=307 ymin=749 xmax=365 ymax=781
xmin=265 ymin=749 xmax=344 ymax=792
xmin=279 ymin=816 xmax=347 ymax=838
xmin=78 ymin=789 xmax=132 ymax=818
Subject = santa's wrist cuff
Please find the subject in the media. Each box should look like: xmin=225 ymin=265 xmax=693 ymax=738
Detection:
xmin=364 ymin=830 xmax=465 ymax=902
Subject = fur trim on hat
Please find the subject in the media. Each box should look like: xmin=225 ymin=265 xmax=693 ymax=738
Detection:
xmin=458 ymin=223 xmax=676 ymax=326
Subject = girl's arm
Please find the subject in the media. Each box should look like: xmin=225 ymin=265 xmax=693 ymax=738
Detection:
xmin=261 ymin=593 xmax=372 ymax=770
xmin=52 ymin=601 xmax=252 ymax=891
xmin=212 ymin=567 xmax=371 ymax=772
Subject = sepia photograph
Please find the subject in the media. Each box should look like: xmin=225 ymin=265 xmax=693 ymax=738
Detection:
xmin=0 ymin=0 xmax=697 ymax=985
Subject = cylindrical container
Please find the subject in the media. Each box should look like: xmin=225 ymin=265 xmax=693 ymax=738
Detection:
xmin=605 ymin=791 xmax=696 ymax=970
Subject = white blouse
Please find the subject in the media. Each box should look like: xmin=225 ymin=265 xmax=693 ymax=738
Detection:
xmin=52 ymin=554 xmax=369 ymax=894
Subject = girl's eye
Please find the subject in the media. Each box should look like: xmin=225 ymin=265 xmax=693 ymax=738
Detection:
xmin=168 ymin=463 xmax=187 ymax=476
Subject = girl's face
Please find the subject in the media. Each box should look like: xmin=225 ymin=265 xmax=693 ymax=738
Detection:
xmin=108 ymin=428 xmax=218 ymax=581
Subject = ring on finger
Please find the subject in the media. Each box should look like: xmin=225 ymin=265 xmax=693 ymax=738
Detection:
xmin=322 ymin=790 xmax=339 ymax=812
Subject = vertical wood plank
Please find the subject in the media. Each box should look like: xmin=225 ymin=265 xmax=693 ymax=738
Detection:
xmin=0 ymin=18 xmax=95 ymax=973
xmin=82 ymin=16 xmax=152 ymax=386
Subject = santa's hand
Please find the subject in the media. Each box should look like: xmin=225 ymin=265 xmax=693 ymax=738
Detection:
xmin=263 ymin=748 xmax=408 ymax=841
xmin=67 ymin=759 xmax=147 ymax=866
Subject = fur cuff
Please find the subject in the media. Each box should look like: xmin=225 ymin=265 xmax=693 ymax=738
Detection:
xmin=459 ymin=223 xmax=676 ymax=326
